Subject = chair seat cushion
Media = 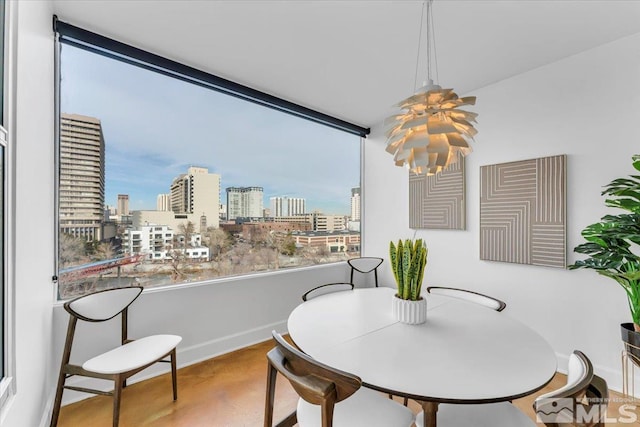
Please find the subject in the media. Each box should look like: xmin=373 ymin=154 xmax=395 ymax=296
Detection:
xmin=83 ymin=334 xmax=182 ymax=374
xmin=297 ymin=387 xmax=414 ymax=427
xmin=416 ymin=402 xmax=535 ymax=427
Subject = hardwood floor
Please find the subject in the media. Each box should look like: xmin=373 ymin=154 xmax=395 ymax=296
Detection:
xmin=57 ymin=338 xmax=640 ymax=426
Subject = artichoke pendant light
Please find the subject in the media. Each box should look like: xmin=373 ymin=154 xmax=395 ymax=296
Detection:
xmin=385 ymin=0 xmax=478 ymax=176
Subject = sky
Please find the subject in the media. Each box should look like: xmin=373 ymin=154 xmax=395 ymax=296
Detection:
xmin=60 ymin=44 xmax=360 ymax=215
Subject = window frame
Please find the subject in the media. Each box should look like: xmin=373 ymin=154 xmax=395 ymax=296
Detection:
xmin=53 ymin=19 xmax=366 ymax=300
xmin=0 ymin=0 xmax=16 ymax=415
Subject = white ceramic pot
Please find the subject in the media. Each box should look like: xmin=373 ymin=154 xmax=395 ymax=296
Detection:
xmin=392 ymin=294 xmax=427 ymax=324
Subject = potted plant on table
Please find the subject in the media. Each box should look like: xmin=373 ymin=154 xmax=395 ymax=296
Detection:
xmin=569 ymin=154 xmax=640 ymax=361
xmin=389 ymin=238 xmax=428 ymax=324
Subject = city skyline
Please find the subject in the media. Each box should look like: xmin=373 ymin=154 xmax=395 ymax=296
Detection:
xmin=106 ymin=175 xmax=355 ymax=218
xmin=60 ymin=43 xmax=360 ymax=217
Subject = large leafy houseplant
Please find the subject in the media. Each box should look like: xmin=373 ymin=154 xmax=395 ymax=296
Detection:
xmin=569 ymin=155 xmax=640 ymax=332
xmin=389 ymin=239 xmax=428 ymax=301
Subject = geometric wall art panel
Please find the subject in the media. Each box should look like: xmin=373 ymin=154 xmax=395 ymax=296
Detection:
xmin=409 ymin=154 xmax=465 ymax=230
xmin=479 ymin=154 xmax=566 ymax=268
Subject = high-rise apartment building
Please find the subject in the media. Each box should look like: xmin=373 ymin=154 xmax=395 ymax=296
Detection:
xmin=117 ymin=194 xmax=129 ymax=216
xmin=169 ymin=166 xmax=220 ymax=226
xmin=351 ymin=187 xmax=361 ymax=221
xmin=157 ymin=193 xmax=171 ymax=211
xmin=270 ymin=196 xmax=306 ymax=217
xmin=59 ymin=113 xmax=105 ymax=241
xmin=226 ymin=187 xmax=263 ymax=220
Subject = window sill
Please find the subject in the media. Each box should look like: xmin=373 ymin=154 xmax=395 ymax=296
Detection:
xmin=54 ymin=260 xmax=347 ymax=305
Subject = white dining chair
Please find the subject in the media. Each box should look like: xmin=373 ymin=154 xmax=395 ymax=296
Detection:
xmin=415 ymin=350 xmax=607 ymax=427
xmin=302 ymin=282 xmax=354 ymax=301
xmin=348 ymin=257 xmax=383 ymax=287
xmin=50 ymin=286 xmax=182 ymax=427
xmin=534 ymin=351 xmax=608 ymax=427
xmin=264 ymin=331 xmax=414 ymax=427
xmin=426 ymin=286 xmax=507 ymax=312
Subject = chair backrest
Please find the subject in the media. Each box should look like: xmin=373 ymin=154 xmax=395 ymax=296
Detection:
xmin=347 ymin=257 xmax=383 ymax=287
xmin=302 ymin=282 xmax=354 ymax=302
xmin=534 ymin=351 xmax=608 ymax=427
xmin=426 ymin=286 xmax=506 ymax=312
xmin=267 ymin=331 xmax=361 ymax=406
xmin=65 ymin=286 xmax=143 ymax=322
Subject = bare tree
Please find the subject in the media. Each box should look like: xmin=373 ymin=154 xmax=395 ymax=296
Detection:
xmin=59 ymin=233 xmax=87 ymax=268
xmin=263 ymin=231 xmax=294 ymax=269
xmin=177 ymin=221 xmax=196 ymax=248
xmin=165 ymin=249 xmax=187 ymax=282
xmin=205 ymin=227 xmax=231 ymax=260
xmin=299 ymin=245 xmax=331 ymax=265
xmin=248 ymin=225 xmax=268 ymax=247
xmin=93 ymin=241 xmax=115 ymax=262
xmin=265 ymin=232 xmax=281 ymax=269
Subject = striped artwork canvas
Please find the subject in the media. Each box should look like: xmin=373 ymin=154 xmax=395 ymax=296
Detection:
xmin=409 ymin=154 xmax=465 ymax=230
xmin=480 ymin=155 xmax=566 ymax=268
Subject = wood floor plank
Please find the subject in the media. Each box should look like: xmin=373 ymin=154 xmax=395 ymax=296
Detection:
xmin=57 ymin=338 xmax=640 ymax=426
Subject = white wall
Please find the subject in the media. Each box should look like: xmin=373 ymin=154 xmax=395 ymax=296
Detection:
xmin=51 ymin=263 xmax=351 ymax=406
xmin=364 ymin=32 xmax=640 ymax=392
xmin=2 ymin=1 xmax=56 ymax=426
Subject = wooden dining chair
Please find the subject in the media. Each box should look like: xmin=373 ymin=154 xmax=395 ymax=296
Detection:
xmin=50 ymin=286 xmax=182 ymax=427
xmin=426 ymin=286 xmax=507 ymax=312
xmin=302 ymin=282 xmax=354 ymax=302
xmin=264 ymin=330 xmax=414 ymax=427
xmin=534 ymin=350 xmax=608 ymax=427
xmin=347 ymin=257 xmax=383 ymax=287
xmin=415 ymin=350 xmax=607 ymax=427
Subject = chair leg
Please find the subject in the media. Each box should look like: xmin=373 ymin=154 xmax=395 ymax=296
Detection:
xmin=51 ymin=318 xmax=77 ymax=427
xmin=171 ymin=348 xmax=178 ymax=400
xmin=388 ymin=393 xmax=409 ymax=406
xmin=49 ymin=369 xmax=67 ymax=427
xmin=113 ymin=375 xmax=124 ymax=427
xmin=321 ymin=401 xmax=335 ymax=427
xmin=264 ymin=363 xmax=278 ymax=427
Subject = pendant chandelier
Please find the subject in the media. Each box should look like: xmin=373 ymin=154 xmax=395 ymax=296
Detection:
xmin=385 ymin=0 xmax=478 ymax=176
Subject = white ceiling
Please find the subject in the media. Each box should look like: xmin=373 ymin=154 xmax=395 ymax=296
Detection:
xmin=52 ymin=0 xmax=640 ymax=129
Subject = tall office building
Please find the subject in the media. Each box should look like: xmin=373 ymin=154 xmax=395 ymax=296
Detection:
xmin=170 ymin=166 xmax=220 ymax=222
xmin=117 ymin=194 xmax=129 ymax=216
xmin=59 ymin=113 xmax=105 ymax=241
xmin=156 ymin=193 xmax=171 ymax=211
xmin=351 ymin=187 xmax=361 ymax=221
xmin=270 ymin=196 xmax=306 ymax=217
xmin=226 ymin=187 xmax=264 ymax=220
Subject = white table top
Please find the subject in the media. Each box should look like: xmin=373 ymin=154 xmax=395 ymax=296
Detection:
xmin=287 ymin=287 xmax=557 ymax=403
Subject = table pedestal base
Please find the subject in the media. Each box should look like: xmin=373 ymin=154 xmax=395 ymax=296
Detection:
xmin=420 ymin=401 xmax=439 ymax=427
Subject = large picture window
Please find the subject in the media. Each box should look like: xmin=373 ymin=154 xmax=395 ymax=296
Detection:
xmin=56 ymin=24 xmax=363 ymax=300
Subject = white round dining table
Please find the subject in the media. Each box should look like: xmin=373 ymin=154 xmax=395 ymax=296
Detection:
xmin=287 ymin=287 xmax=557 ymax=427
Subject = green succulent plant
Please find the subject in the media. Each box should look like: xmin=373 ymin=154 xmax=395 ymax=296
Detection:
xmin=569 ymin=154 xmax=640 ymax=329
xmin=389 ymin=239 xmax=428 ymax=301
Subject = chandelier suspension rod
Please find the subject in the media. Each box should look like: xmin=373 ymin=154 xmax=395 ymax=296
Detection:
xmin=414 ymin=1 xmax=427 ymax=90
xmin=430 ymin=0 xmax=439 ymax=85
